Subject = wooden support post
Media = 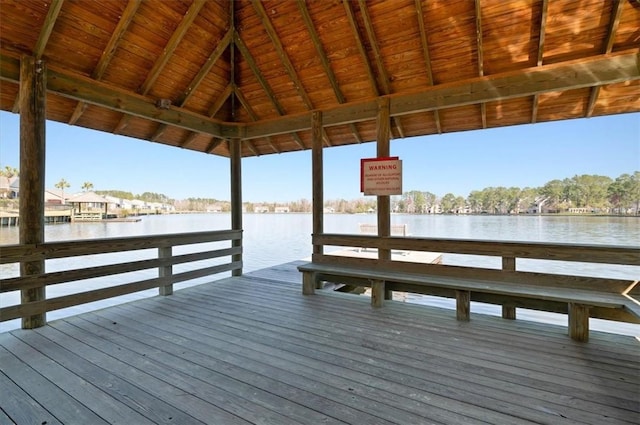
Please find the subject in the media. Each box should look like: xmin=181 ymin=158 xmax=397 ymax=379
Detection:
xmin=312 ymin=111 xmax=323 ymax=257
xmin=456 ymin=290 xmax=470 ymax=321
xmin=19 ymin=56 xmax=46 ymax=329
xmin=302 ymin=272 xmax=315 ymax=295
xmin=230 ymin=138 xmax=243 ymax=276
xmin=371 ymin=279 xmax=385 ymax=308
xmin=376 ymin=97 xmax=393 ymax=301
xmin=501 ymin=256 xmax=516 ymax=319
xmin=568 ymin=303 xmax=589 ymax=342
xmin=158 ymin=246 xmax=173 ymax=296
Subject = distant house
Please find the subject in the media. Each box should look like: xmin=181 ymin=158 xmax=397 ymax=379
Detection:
xmin=44 ymin=189 xmax=66 ymax=204
xmin=275 ymin=206 xmax=289 ymax=213
xmin=0 ymin=176 xmax=19 ymax=199
xmin=323 ymin=207 xmax=335 ymax=213
xmin=254 ymin=205 xmax=269 ymax=213
xmin=67 ymin=191 xmax=110 ymax=220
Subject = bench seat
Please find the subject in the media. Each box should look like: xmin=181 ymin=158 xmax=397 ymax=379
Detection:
xmin=298 ymin=262 xmax=639 ymax=342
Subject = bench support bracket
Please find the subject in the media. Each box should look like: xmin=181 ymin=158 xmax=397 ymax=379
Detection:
xmin=456 ymin=290 xmax=471 ymax=321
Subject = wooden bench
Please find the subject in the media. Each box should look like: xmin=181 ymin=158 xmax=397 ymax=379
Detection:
xmin=298 ymin=261 xmax=640 ymax=342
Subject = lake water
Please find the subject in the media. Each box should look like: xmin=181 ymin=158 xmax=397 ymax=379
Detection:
xmin=1 ymin=213 xmax=639 ymax=335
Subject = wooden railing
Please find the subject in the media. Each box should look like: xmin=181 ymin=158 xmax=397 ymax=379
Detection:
xmin=0 ymin=230 xmax=242 ymax=324
xmin=312 ymin=233 xmax=640 ymax=323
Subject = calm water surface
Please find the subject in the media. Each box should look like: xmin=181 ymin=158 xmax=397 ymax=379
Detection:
xmin=1 ymin=214 xmax=638 ymax=334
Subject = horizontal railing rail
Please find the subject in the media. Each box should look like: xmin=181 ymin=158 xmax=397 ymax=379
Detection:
xmin=314 ymin=234 xmax=640 ymax=266
xmin=0 ymin=230 xmax=242 ymax=323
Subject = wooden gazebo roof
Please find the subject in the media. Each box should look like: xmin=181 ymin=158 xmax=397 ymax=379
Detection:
xmin=1 ymin=0 xmax=639 ymax=158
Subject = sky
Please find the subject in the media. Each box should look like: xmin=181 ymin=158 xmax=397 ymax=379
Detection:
xmin=0 ymin=110 xmax=638 ymax=203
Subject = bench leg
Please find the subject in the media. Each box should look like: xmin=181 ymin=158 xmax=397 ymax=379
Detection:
xmin=371 ymin=279 xmax=385 ymax=308
xmin=502 ymin=305 xmax=516 ymax=320
xmin=456 ymin=290 xmax=470 ymax=321
xmin=569 ymin=303 xmax=589 ymax=342
xmin=302 ymin=271 xmax=315 ymax=295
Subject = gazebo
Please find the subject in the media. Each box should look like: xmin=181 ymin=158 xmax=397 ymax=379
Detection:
xmin=1 ymin=2 xmax=639 ymax=423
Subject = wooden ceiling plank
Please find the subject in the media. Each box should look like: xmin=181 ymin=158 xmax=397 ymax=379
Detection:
xmin=165 ymin=28 xmax=233 ymax=146
xmin=234 ymin=33 xmax=285 ymax=116
xmin=251 ymin=0 xmax=331 ymax=147
xmin=475 ymin=0 xmax=486 ymax=128
xmin=356 ymin=0 xmax=404 ymax=138
xmin=235 ymin=86 xmax=278 ymax=154
xmin=251 ymin=0 xmax=312 ymax=109
xmin=34 ymin=0 xmax=65 ymax=58
xmin=139 ymin=0 xmax=205 ymax=95
xmin=241 ymin=51 xmax=640 ymax=139
xmin=532 ymin=0 xmax=548 ymax=123
xmin=343 ymin=0 xmax=378 ymax=96
xmin=296 ymin=0 xmax=361 ymax=143
xmin=73 ymin=1 xmax=140 ymax=126
xmin=415 ymin=0 xmax=441 ymax=134
xmin=587 ymin=0 xmax=624 ymax=118
xmin=179 ymin=28 xmax=233 ymax=107
xmin=234 ymin=32 xmax=305 ymax=150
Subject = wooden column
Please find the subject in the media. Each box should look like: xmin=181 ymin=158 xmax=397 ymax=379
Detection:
xmin=312 ymin=111 xmax=323 ymax=258
xmin=19 ymin=56 xmax=47 ymax=329
xmin=569 ymin=303 xmax=589 ymax=342
xmin=501 ymin=256 xmax=517 ymax=319
xmin=376 ymin=97 xmax=392 ymax=300
xmin=230 ymin=138 xmax=243 ymax=276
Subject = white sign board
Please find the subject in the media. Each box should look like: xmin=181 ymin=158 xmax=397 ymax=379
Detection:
xmin=360 ymin=157 xmax=403 ymax=196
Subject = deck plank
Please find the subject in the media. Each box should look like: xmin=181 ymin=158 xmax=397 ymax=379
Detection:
xmin=1 ymin=261 xmax=638 ymax=425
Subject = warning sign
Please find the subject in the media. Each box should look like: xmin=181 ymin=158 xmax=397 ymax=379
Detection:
xmin=360 ymin=157 xmax=403 ymax=196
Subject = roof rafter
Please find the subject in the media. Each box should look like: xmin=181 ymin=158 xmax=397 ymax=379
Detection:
xmin=12 ymin=0 xmax=64 ymax=113
xmin=475 ymin=0 xmax=487 ymax=128
xmin=414 ymin=0 xmax=442 ymax=134
xmin=531 ymin=0 xmax=549 ymax=124
xmin=164 ymin=28 xmax=233 ymax=144
xmin=586 ymin=0 xmax=624 ymax=118
xmin=69 ymin=0 xmax=141 ymax=125
xmin=251 ymin=0 xmax=332 ymax=147
xmin=34 ymin=0 xmax=64 ymax=58
xmin=234 ymin=32 xmax=306 ymax=150
xmin=235 ymin=86 xmax=279 ymax=154
xmin=355 ymin=0 xmax=405 ymax=138
xmin=296 ymin=0 xmax=362 ymax=143
xmin=114 ymin=0 xmax=205 ymax=133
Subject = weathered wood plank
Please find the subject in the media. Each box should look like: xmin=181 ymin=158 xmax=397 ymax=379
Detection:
xmin=0 ymin=344 xmax=109 ymax=424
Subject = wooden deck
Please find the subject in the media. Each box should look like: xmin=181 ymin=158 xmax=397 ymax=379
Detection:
xmin=1 ymin=261 xmax=638 ymax=425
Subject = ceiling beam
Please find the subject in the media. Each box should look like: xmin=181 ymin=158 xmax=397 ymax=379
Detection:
xmin=236 ymin=50 xmax=640 ymax=140
xmin=34 ymin=0 xmax=65 ymax=58
xmin=531 ymin=0 xmax=549 ymax=124
xmin=235 ymin=86 xmax=279 ymax=154
xmin=414 ymin=0 xmax=442 ymax=134
xmin=0 ymin=55 xmax=226 ymax=138
xmin=2 ymin=51 xmax=637 ymax=144
xmin=586 ymin=0 xmax=624 ymax=118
